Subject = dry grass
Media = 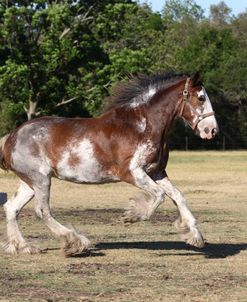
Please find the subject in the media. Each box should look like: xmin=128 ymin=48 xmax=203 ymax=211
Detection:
xmin=0 ymin=151 xmax=247 ymax=302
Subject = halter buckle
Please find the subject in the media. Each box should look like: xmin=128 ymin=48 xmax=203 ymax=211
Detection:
xmin=183 ymin=89 xmax=188 ymax=98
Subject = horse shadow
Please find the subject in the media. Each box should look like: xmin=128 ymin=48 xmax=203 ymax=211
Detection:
xmin=94 ymin=241 xmax=247 ymax=259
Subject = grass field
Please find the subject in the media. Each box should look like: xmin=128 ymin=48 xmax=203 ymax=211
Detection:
xmin=0 ymin=151 xmax=247 ymax=302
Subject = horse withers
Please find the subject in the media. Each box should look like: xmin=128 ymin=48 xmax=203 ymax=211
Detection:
xmin=0 ymin=72 xmax=218 ymax=256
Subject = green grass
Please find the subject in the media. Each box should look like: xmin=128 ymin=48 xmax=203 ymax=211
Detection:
xmin=0 ymin=151 xmax=247 ymax=302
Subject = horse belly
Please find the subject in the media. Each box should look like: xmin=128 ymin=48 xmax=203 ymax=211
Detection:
xmin=56 ymin=139 xmax=119 ymax=184
xmin=56 ymin=161 xmax=118 ymax=184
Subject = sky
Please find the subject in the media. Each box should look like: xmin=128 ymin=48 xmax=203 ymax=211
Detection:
xmin=139 ymin=0 xmax=246 ymax=16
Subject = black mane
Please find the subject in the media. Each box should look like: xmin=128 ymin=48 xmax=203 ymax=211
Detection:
xmin=105 ymin=72 xmax=189 ymax=111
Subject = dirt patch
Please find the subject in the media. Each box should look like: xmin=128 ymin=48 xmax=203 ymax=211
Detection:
xmin=66 ymin=261 xmax=168 ymax=277
xmin=7 ymin=207 xmax=176 ymax=225
xmin=56 ymin=208 xmax=177 ymax=225
xmin=56 ymin=208 xmax=122 ymax=225
xmin=203 ymin=274 xmax=247 ymax=289
xmin=66 ymin=262 xmax=132 ymax=276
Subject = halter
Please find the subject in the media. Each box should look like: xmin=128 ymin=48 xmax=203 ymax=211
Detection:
xmin=178 ymin=78 xmax=215 ymax=130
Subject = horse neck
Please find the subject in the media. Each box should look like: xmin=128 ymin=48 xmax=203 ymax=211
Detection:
xmin=145 ymin=80 xmax=185 ymax=137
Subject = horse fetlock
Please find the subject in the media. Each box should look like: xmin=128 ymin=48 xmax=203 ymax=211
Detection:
xmin=174 ymin=217 xmax=190 ymax=233
xmin=62 ymin=230 xmax=91 ymax=257
xmin=2 ymin=239 xmax=40 ymax=255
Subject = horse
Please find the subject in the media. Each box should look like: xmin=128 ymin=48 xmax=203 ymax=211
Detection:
xmin=0 ymin=72 xmax=218 ymax=256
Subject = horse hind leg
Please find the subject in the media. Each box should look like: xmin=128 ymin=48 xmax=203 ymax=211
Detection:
xmin=3 ymin=180 xmax=39 ymax=255
xmin=33 ymin=176 xmax=91 ymax=256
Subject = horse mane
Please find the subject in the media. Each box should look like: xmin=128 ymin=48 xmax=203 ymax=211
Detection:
xmin=104 ymin=71 xmax=189 ymax=111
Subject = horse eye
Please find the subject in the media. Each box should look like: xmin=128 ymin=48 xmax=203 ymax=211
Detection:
xmin=198 ymin=95 xmax=206 ymax=102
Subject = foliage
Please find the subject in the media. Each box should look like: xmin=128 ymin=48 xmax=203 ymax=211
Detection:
xmin=0 ymin=0 xmax=246 ymax=148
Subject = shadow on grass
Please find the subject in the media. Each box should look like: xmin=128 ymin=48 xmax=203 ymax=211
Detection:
xmin=95 ymin=241 xmax=247 ymax=259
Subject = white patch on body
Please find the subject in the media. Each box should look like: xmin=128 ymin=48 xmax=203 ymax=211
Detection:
xmin=32 ymin=127 xmax=49 ymax=141
xmin=130 ymin=86 xmax=157 ymax=108
xmin=136 ymin=117 xmax=147 ymax=132
xmin=57 ymin=139 xmax=118 ymax=183
xmin=11 ymin=125 xmax=52 ymax=178
xmin=129 ymin=141 xmax=155 ymax=186
xmin=129 ymin=140 xmax=154 ymax=171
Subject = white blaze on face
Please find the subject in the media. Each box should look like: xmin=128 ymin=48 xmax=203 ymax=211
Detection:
xmin=196 ymin=87 xmax=218 ymax=139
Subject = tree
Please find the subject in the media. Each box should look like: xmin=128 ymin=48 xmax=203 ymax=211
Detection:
xmin=0 ymin=0 xmax=110 ymax=135
xmin=175 ymin=23 xmax=247 ymax=148
xmin=162 ymin=0 xmax=204 ymax=22
xmin=209 ymin=1 xmax=232 ymax=26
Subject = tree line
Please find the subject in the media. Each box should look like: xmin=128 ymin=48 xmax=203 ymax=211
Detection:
xmin=0 ymin=0 xmax=246 ymax=149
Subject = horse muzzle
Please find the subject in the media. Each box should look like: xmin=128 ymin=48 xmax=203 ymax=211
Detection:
xmin=198 ymin=123 xmax=219 ymax=140
xmin=195 ymin=113 xmax=219 ymax=139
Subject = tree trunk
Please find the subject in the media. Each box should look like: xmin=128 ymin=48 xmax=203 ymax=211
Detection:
xmin=27 ymin=100 xmax=39 ymax=120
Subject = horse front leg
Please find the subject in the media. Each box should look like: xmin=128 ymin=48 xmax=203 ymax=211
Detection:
xmin=122 ymin=168 xmax=165 ymax=223
xmin=156 ymin=176 xmax=205 ymax=248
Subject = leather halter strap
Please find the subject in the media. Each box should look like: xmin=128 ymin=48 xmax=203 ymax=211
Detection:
xmin=178 ymin=77 xmax=215 ymax=130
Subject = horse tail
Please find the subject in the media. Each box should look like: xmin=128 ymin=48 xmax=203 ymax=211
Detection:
xmin=0 ymin=134 xmax=10 ymax=171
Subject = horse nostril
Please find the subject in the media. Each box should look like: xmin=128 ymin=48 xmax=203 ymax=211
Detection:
xmin=211 ymin=128 xmax=217 ymax=137
xmin=204 ymin=127 xmax=210 ymax=134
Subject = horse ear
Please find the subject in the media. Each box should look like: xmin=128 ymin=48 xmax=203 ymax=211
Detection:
xmin=191 ymin=71 xmax=202 ymax=86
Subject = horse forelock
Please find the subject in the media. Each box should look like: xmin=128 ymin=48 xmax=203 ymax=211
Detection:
xmin=104 ymin=72 xmax=189 ymax=111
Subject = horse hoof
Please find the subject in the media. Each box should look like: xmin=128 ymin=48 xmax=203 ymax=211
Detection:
xmin=183 ymin=232 xmax=205 ymax=249
xmin=62 ymin=231 xmax=91 ymax=257
xmin=121 ymin=212 xmax=141 ymax=224
xmin=2 ymin=241 xmax=41 ymax=255
xmin=20 ymin=244 xmax=41 ymax=254
xmin=3 ymin=243 xmax=18 ymax=255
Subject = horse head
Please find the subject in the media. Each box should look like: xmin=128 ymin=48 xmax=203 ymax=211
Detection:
xmin=179 ymin=72 xmax=219 ymax=140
